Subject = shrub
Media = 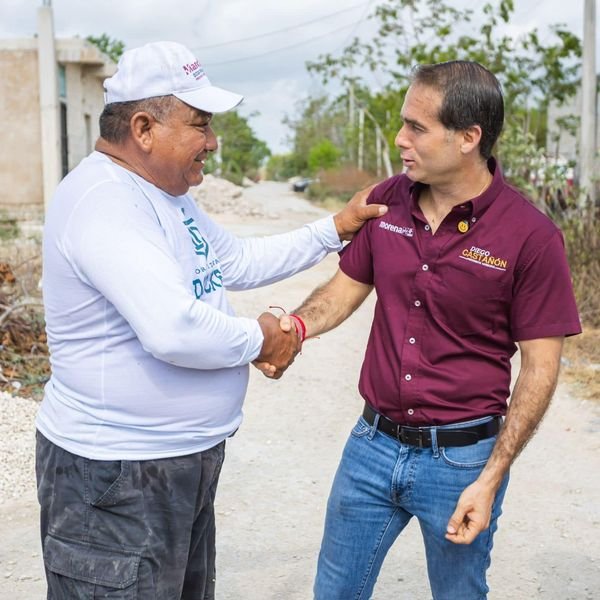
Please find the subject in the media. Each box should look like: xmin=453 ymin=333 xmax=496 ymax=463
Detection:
xmin=307 ymin=140 xmax=342 ymax=174
xmin=0 ymin=215 xmax=19 ymax=241
xmin=307 ymin=165 xmax=380 ymax=204
xmin=554 ymin=209 xmax=600 ymax=328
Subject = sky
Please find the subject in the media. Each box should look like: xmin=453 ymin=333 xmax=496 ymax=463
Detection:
xmin=0 ymin=0 xmax=591 ymax=154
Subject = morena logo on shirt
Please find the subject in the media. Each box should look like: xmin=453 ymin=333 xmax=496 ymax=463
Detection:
xmin=459 ymin=246 xmax=508 ymax=271
xmin=379 ymin=220 xmax=414 ymax=238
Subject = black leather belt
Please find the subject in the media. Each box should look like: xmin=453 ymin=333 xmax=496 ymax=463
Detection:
xmin=362 ymin=404 xmax=501 ymax=448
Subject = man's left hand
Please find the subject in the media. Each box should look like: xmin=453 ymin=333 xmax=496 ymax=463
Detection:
xmin=333 ymin=184 xmax=387 ymax=241
xmin=445 ymin=480 xmax=496 ymax=545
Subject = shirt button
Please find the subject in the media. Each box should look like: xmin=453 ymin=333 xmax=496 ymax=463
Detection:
xmin=414 ymin=300 xmax=421 ymax=307
xmin=409 ymin=337 xmax=416 ymax=344
xmin=471 ymin=217 xmax=477 ymax=223
xmin=424 ymin=224 xmax=430 ymax=231
xmin=422 ymin=264 xmax=429 ymax=271
xmin=405 ymin=374 xmax=412 ymax=381
xmin=407 ymin=408 xmax=415 ymax=415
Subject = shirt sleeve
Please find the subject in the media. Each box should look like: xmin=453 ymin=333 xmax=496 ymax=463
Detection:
xmin=338 ymin=222 xmax=375 ymax=284
xmin=337 ymin=175 xmax=401 ymax=285
xmin=510 ymin=229 xmax=582 ymax=341
xmin=191 ymin=204 xmax=343 ymax=290
xmin=63 ymin=182 xmax=264 ymax=370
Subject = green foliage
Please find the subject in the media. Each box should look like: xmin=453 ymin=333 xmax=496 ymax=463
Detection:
xmin=308 ymin=140 xmax=341 ymax=174
xmin=0 ymin=215 xmax=19 ymax=241
xmin=207 ymin=111 xmax=270 ymax=185
xmin=309 ymin=0 xmax=581 ymax=111
xmin=497 ymin=120 xmax=545 ymax=196
xmin=86 ymin=34 xmax=125 ymax=62
xmin=283 ymin=96 xmax=349 ymax=175
xmin=265 ymin=154 xmax=298 ymax=181
xmin=554 ymin=210 xmax=600 ymax=327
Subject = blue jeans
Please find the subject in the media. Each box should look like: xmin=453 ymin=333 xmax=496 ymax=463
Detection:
xmin=314 ymin=415 xmax=509 ymax=600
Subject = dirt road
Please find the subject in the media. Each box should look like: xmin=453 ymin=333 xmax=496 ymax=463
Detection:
xmin=0 ymin=181 xmax=598 ymax=599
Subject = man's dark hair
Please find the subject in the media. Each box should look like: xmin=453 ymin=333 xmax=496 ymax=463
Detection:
xmin=99 ymin=95 xmax=179 ymax=143
xmin=411 ymin=61 xmax=504 ymax=160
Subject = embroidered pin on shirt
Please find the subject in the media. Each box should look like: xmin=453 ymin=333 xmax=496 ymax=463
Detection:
xmin=458 ymin=220 xmax=469 ymax=234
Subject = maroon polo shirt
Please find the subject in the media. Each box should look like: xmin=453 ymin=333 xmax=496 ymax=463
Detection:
xmin=340 ymin=159 xmax=581 ymax=426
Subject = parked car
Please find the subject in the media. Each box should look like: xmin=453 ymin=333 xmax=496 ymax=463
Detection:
xmin=291 ymin=177 xmax=314 ymax=192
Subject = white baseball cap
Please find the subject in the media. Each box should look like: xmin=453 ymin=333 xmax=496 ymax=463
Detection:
xmin=103 ymin=41 xmax=243 ymax=113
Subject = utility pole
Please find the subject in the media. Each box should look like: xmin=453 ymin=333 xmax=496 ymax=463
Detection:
xmin=363 ymin=107 xmax=394 ymax=178
xmin=215 ymin=135 xmax=223 ymax=177
xmin=37 ymin=0 xmax=61 ymax=212
xmin=376 ymin=129 xmax=382 ymax=177
xmin=358 ymin=108 xmax=365 ymax=171
xmin=348 ymin=82 xmax=355 ymax=162
xmin=580 ymin=0 xmax=597 ymax=207
xmin=348 ymin=83 xmax=355 ymax=129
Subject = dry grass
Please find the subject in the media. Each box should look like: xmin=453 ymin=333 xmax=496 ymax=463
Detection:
xmin=0 ymin=248 xmax=48 ymax=400
xmin=308 ymin=165 xmax=381 ymax=203
xmin=554 ymin=210 xmax=600 ymax=328
xmin=561 ymin=328 xmax=600 ymax=402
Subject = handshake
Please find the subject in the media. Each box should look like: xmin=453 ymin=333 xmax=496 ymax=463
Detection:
xmin=253 ymin=311 xmax=306 ymax=379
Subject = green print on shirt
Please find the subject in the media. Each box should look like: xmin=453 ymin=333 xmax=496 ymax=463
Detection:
xmin=182 ymin=216 xmax=209 ymax=257
xmin=193 ymin=269 xmax=223 ymax=299
xmin=180 ymin=211 xmax=222 ymax=298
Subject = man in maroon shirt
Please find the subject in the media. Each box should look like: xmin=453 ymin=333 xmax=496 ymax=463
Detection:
xmin=272 ymin=61 xmax=581 ymax=599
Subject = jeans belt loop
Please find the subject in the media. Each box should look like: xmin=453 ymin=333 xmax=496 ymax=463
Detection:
xmin=430 ymin=426 xmax=439 ymax=456
xmin=368 ymin=413 xmax=380 ymax=440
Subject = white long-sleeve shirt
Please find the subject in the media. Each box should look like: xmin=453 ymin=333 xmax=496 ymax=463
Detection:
xmin=36 ymin=152 xmax=341 ymax=459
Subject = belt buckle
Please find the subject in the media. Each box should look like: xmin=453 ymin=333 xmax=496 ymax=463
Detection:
xmin=398 ymin=426 xmax=426 ymax=447
xmin=394 ymin=424 xmax=403 ymax=443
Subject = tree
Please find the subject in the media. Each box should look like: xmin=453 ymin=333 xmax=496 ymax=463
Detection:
xmin=283 ymin=96 xmax=349 ymax=175
xmin=308 ymin=139 xmax=342 ymax=173
xmin=86 ymin=34 xmax=124 ymax=63
xmin=208 ymin=111 xmax=270 ymax=185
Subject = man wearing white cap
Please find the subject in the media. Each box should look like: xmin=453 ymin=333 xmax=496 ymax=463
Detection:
xmin=35 ymin=41 xmax=386 ymax=598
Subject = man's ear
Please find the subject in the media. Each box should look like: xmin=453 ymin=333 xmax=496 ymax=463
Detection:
xmin=129 ymin=111 xmax=156 ymax=153
xmin=460 ymin=125 xmax=483 ymax=155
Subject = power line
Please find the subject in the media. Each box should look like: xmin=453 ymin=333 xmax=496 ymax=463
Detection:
xmin=204 ymin=19 xmax=364 ymax=67
xmin=511 ymin=0 xmax=546 ymax=23
xmin=194 ymin=1 xmax=370 ymax=50
xmin=333 ymin=0 xmax=375 ymax=53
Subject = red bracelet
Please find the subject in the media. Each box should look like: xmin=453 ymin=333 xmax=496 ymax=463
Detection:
xmin=289 ymin=314 xmax=307 ymax=343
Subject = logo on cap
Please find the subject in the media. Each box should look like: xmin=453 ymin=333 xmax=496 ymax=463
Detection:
xmin=182 ymin=60 xmax=206 ymax=82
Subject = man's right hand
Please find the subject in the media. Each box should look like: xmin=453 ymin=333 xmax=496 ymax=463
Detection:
xmin=254 ymin=312 xmax=301 ymax=379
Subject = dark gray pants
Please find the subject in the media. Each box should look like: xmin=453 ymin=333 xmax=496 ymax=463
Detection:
xmin=36 ymin=431 xmax=225 ymax=599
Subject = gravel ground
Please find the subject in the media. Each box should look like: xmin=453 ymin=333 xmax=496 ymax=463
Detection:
xmin=0 ymin=391 xmax=38 ymax=504
xmin=1 ymin=181 xmax=598 ymax=599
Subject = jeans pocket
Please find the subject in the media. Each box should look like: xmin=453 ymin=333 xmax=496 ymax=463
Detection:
xmin=44 ymin=534 xmax=141 ymax=599
xmin=440 ymin=436 xmax=496 ymax=468
xmin=350 ymin=416 xmax=371 ymax=438
xmin=88 ymin=459 xmax=132 ymax=508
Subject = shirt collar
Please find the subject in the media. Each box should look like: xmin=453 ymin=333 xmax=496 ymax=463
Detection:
xmin=408 ymin=157 xmax=504 ymax=218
